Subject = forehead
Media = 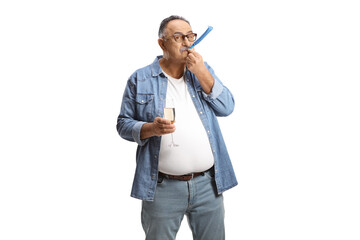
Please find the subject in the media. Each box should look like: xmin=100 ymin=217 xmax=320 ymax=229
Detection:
xmin=166 ymin=19 xmax=192 ymax=34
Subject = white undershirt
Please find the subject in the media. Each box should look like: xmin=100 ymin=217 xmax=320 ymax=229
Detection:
xmin=158 ymin=71 xmax=214 ymax=175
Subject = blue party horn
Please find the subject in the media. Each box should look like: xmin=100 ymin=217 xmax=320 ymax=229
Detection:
xmin=189 ymin=26 xmax=213 ymax=49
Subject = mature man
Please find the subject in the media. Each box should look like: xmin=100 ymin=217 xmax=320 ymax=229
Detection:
xmin=116 ymin=15 xmax=237 ymax=240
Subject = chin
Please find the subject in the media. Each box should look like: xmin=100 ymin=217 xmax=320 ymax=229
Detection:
xmin=172 ymin=55 xmax=186 ymax=62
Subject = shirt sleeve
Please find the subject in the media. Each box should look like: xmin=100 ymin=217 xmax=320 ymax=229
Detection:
xmin=201 ymin=77 xmax=224 ymax=100
xmin=116 ymin=77 xmax=150 ymax=146
xmin=132 ymin=121 xmax=149 ymax=146
xmin=200 ymin=63 xmax=235 ymax=117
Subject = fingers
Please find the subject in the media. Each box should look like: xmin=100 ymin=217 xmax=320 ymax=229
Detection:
xmin=155 ymin=117 xmax=171 ymax=125
xmin=186 ymin=53 xmax=196 ymax=62
xmin=158 ymin=123 xmax=176 ymax=135
xmin=159 ymin=125 xmax=176 ymax=134
xmin=153 ymin=117 xmax=176 ymax=136
xmin=186 ymin=49 xmax=202 ymax=64
xmin=186 ymin=48 xmax=201 ymax=57
xmin=186 ymin=54 xmax=196 ymax=67
xmin=187 ymin=48 xmax=195 ymax=54
xmin=186 ymin=49 xmax=197 ymax=59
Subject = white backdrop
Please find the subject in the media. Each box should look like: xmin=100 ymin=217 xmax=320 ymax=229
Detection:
xmin=1 ymin=0 xmax=359 ymax=239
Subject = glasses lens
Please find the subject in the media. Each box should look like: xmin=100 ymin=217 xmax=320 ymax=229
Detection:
xmin=172 ymin=33 xmax=197 ymax=43
xmin=187 ymin=33 xmax=197 ymax=42
xmin=173 ymin=34 xmax=183 ymax=43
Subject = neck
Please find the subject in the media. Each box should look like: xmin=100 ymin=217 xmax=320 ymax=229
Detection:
xmin=159 ymin=57 xmax=186 ymax=79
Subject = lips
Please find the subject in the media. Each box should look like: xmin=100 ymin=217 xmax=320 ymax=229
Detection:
xmin=180 ymin=47 xmax=188 ymax=53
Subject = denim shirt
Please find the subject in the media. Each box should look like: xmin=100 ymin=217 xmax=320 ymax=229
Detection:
xmin=117 ymin=56 xmax=238 ymax=201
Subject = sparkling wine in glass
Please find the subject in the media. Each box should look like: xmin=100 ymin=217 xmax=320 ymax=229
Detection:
xmin=164 ymin=100 xmax=179 ymax=147
xmin=163 ymin=107 xmax=175 ymax=124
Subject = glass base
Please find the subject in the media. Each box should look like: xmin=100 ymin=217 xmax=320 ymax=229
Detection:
xmin=168 ymin=143 xmax=179 ymax=147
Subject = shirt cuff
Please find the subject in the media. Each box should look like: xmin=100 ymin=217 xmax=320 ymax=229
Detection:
xmin=202 ymin=79 xmax=223 ymax=101
xmin=132 ymin=121 xmax=149 ymax=146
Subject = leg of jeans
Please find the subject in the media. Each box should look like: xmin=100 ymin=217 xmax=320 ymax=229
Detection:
xmin=141 ymin=177 xmax=188 ymax=240
xmin=186 ymin=172 xmax=225 ymax=240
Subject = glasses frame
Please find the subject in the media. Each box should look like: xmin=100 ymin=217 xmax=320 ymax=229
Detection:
xmin=165 ymin=33 xmax=198 ymax=43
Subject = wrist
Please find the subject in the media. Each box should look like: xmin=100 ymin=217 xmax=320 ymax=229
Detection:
xmin=150 ymin=122 xmax=157 ymax=137
xmin=192 ymin=63 xmax=207 ymax=76
xmin=140 ymin=122 xmax=156 ymax=140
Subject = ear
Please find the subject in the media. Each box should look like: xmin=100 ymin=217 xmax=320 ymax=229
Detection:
xmin=158 ymin=38 xmax=166 ymax=51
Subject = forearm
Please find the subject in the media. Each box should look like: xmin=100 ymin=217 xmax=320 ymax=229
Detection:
xmin=200 ymin=64 xmax=235 ymax=116
xmin=117 ymin=117 xmax=150 ymax=146
xmin=194 ymin=67 xmax=215 ymax=94
xmin=186 ymin=49 xmax=214 ymax=94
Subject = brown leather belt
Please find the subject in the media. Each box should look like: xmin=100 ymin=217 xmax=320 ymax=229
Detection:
xmin=158 ymin=167 xmax=213 ymax=181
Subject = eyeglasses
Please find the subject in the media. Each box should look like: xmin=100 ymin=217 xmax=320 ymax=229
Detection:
xmin=166 ymin=33 xmax=197 ymax=43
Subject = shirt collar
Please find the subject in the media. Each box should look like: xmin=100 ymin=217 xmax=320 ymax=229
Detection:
xmin=151 ymin=56 xmax=163 ymax=77
xmin=151 ymin=55 xmax=190 ymax=79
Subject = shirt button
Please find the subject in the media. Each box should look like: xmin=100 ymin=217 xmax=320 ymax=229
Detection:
xmin=192 ymin=95 xmax=195 ymax=98
xmin=200 ymin=112 xmax=203 ymax=114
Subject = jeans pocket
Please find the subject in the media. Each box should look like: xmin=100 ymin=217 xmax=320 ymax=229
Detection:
xmin=204 ymin=169 xmax=215 ymax=180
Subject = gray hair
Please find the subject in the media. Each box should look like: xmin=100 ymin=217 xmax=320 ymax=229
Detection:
xmin=158 ymin=15 xmax=191 ymax=38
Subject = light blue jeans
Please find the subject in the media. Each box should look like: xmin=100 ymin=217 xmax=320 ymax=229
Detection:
xmin=141 ymin=169 xmax=225 ymax=240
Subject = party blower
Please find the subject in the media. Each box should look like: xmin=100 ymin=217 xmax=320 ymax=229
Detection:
xmin=181 ymin=26 xmax=213 ymax=53
xmin=189 ymin=26 xmax=213 ymax=49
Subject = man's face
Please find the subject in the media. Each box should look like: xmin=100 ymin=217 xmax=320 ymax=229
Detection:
xmin=160 ymin=19 xmax=193 ymax=62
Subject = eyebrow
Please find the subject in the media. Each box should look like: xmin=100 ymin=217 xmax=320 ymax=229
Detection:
xmin=173 ymin=31 xmax=193 ymax=35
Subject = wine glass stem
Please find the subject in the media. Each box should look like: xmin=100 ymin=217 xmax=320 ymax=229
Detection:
xmin=169 ymin=133 xmax=179 ymax=147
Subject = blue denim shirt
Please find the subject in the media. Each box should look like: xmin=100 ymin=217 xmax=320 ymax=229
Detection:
xmin=117 ymin=56 xmax=238 ymax=201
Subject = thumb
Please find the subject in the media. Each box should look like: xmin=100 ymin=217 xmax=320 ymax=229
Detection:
xmin=187 ymin=48 xmax=195 ymax=54
xmin=154 ymin=116 xmax=161 ymax=123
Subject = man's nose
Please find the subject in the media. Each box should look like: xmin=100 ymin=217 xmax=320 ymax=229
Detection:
xmin=183 ymin=37 xmax=192 ymax=47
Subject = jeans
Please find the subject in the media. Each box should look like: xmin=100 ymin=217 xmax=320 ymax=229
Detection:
xmin=141 ymin=169 xmax=225 ymax=240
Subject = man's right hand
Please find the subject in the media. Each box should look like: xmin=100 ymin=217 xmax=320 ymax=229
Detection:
xmin=152 ymin=117 xmax=176 ymax=136
xmin=140 ymin=117 xmax=176 ymax=140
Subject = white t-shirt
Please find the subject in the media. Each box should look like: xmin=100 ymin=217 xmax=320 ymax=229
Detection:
xmin=158 ymin=71 xmax=214 ymax=175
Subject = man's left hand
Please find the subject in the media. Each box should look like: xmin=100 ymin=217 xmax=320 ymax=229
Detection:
xmin=186 ymin=49 xmax=207 ymax=75
xmin=185 ymin=48 xmax=215 ymax=94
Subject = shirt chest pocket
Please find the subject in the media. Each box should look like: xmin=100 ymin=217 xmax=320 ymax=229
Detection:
xmin=135 ymin=93 xmax=155 ymax=122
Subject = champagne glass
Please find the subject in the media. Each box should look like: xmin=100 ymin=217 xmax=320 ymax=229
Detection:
xmin=163 ymin=99 xmax=179 ymax=147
